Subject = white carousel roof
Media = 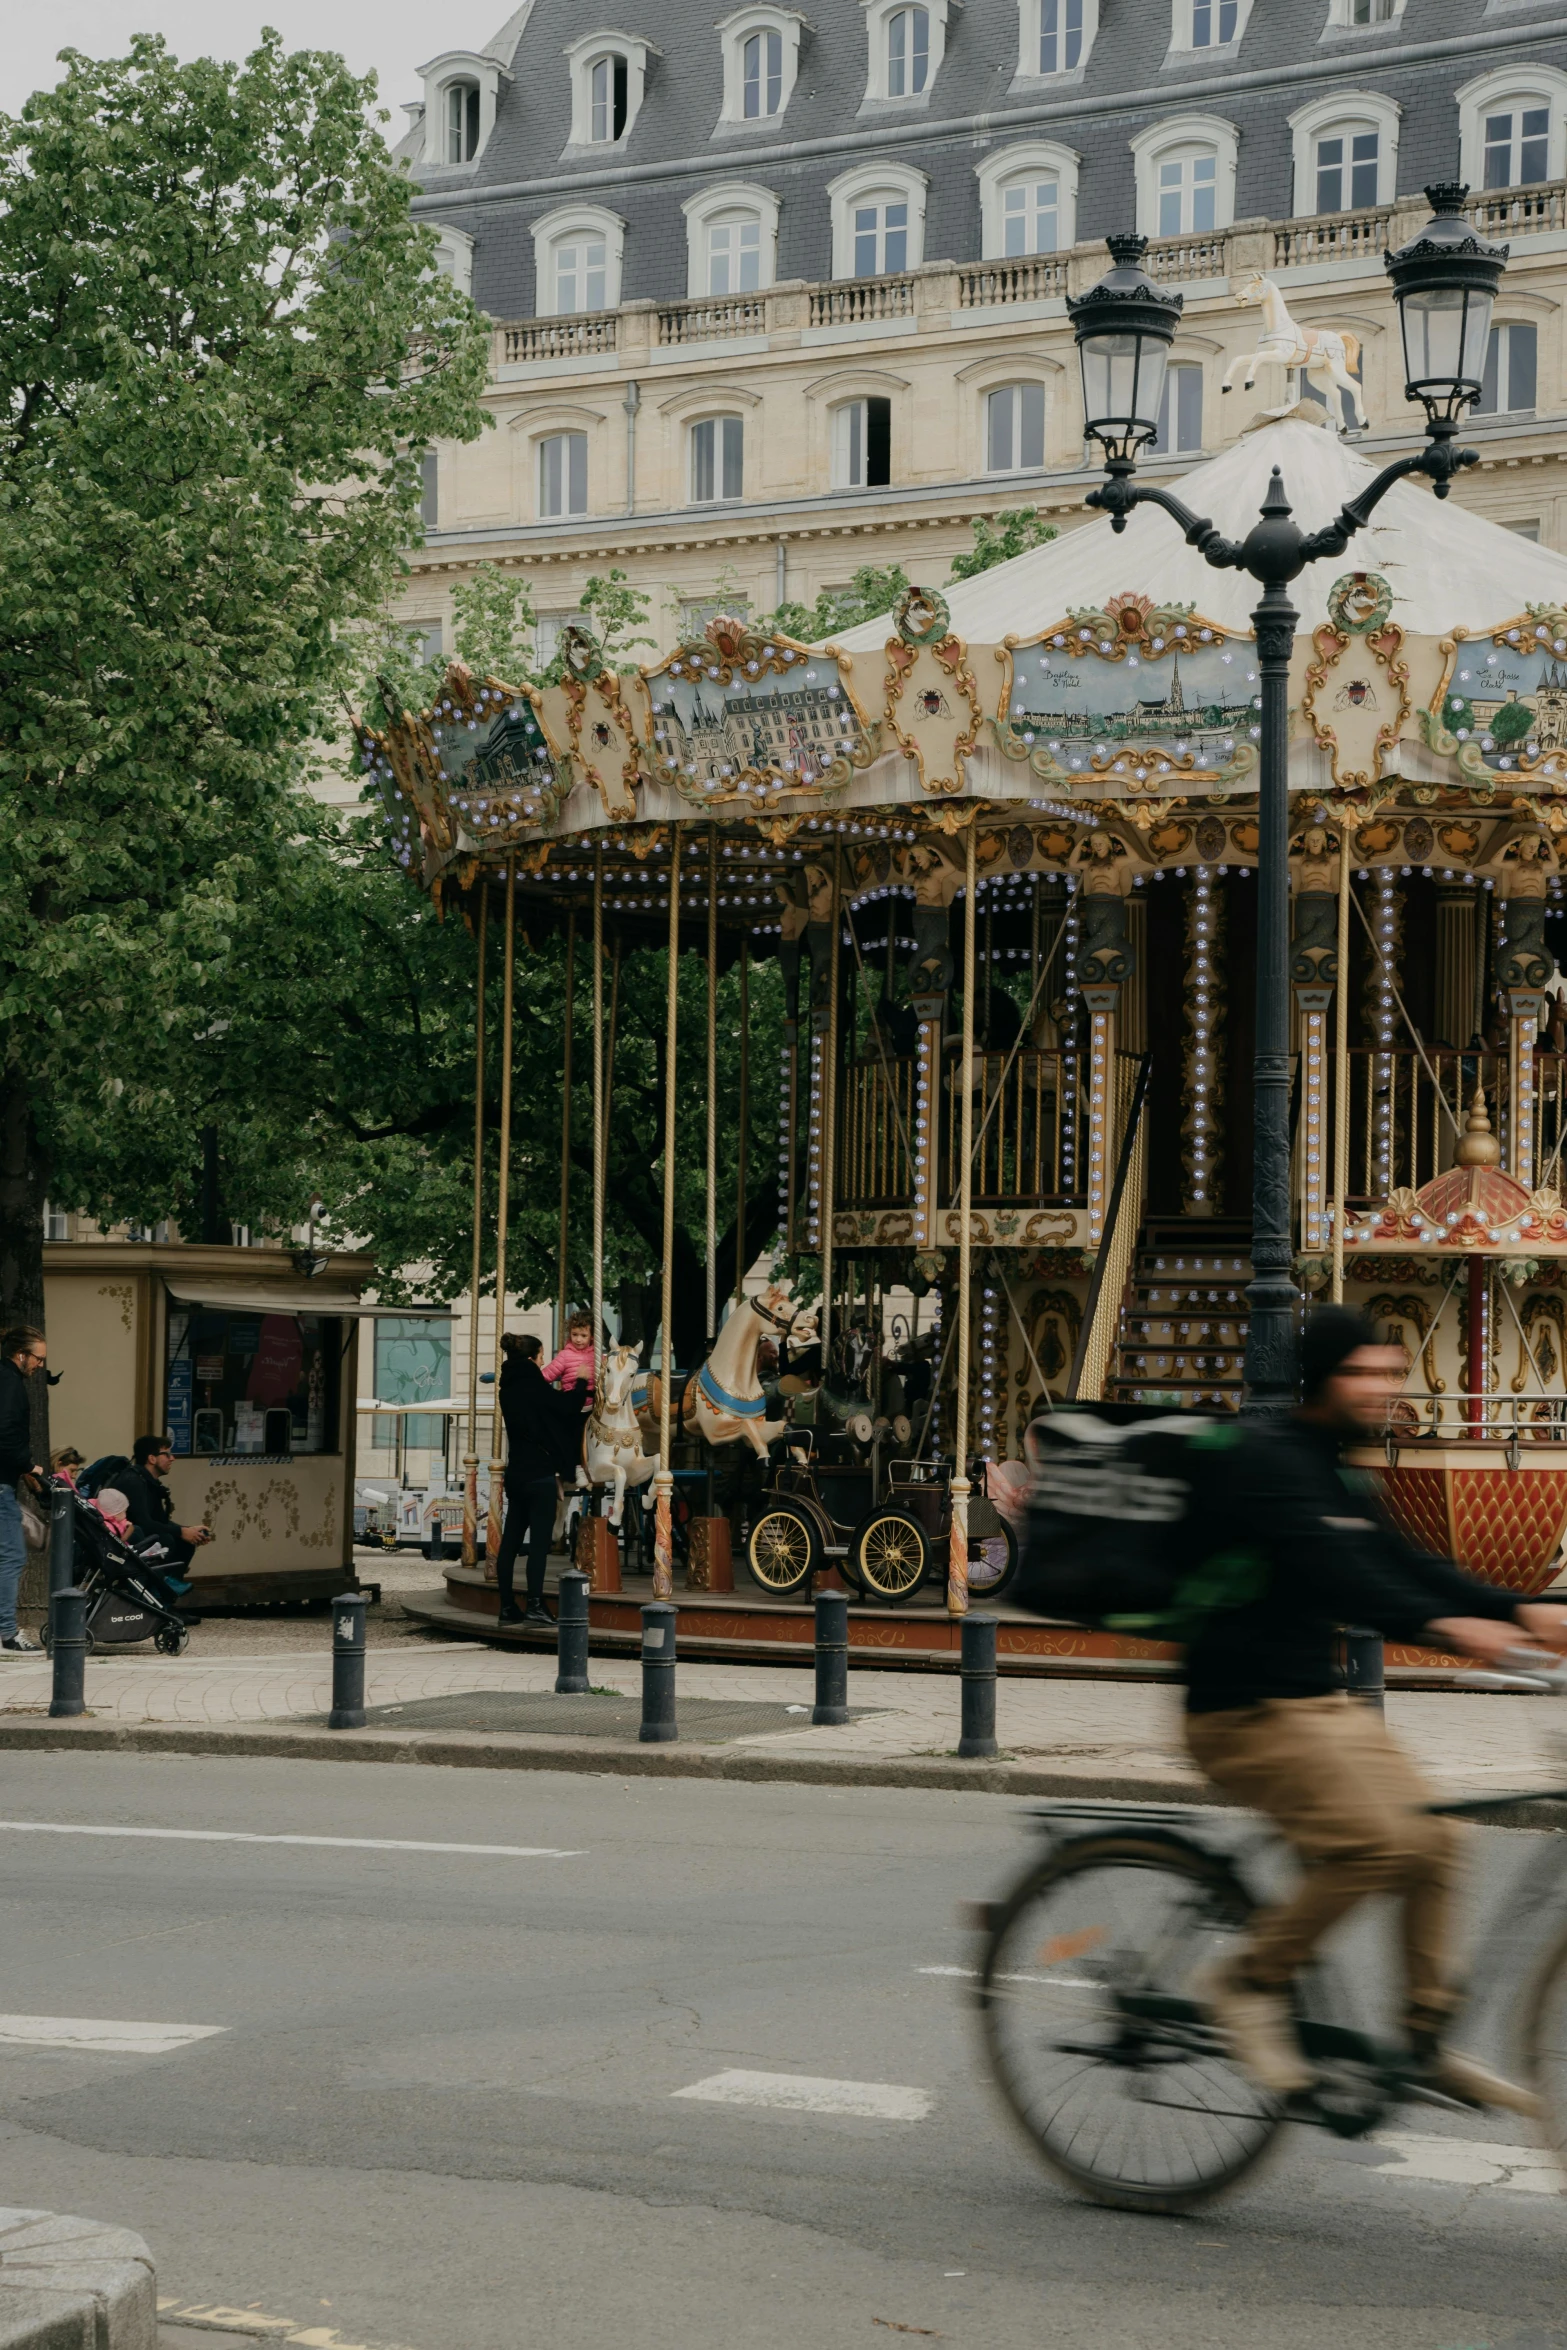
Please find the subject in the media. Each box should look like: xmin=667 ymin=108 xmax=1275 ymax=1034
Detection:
xmin=831 ymin=416 xmax=1567 ymax=649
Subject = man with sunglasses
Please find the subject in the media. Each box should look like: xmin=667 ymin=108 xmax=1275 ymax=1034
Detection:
xmin=0 ymin=1326 xmax=48 ymax=1653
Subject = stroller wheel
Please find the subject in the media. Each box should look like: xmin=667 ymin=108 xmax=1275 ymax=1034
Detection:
xmin=152 ymin=1621 xmax=190 ymax=1657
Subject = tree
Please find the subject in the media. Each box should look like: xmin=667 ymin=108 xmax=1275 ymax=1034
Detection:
xmin=0 ymin=34 xmax=490 ymax=1332
xmin=755 ymin=563 xmax=912 ymax=645
xmin=948 ymin=507 xmax=1057 ymax=580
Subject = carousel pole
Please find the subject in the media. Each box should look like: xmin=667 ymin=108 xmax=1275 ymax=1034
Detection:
xmin=706 ymin=828 xmax=719 ymax=1345
xmin=1331 ymin=821 xmax=1352 ymax=1305
xmin=820 ymin=849 xmax=842 ymax=1368
xmin=485 ymin=854 xmax=518 ymax=1575
xmin=653 ymin=841 xmax=683 ymax=1601
xmin=735 ymin=937 xmax=749 ymax=1302
xmin=948 ymin=823 xmax=977 ymax=1619
xmin=592 ymin=847 xmax=605 ymax=1393
xmin=461 ymin=886 xmax=488 ymax=1570
xmin=558 ymin=910 xmax=576 ymax=1339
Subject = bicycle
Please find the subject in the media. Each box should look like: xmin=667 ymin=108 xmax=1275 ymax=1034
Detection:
xmin=970 ymin=1655 xmax=1567 ymax=2213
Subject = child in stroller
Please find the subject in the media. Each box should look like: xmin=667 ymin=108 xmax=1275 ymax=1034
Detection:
xmin=40 ymin=1476 xmax=194 ymax=1656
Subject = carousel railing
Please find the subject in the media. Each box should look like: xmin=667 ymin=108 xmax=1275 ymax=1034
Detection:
xmin=1301 ymin=1046 xmax=1567 ymax=1214
xmin=838 ymin=1054 xmax=918 ymax=1205
xmin=1381 ymin=1393 xmax=1567 ymax=1445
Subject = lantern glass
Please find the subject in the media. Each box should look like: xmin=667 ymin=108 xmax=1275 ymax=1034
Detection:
xmin=1078 ymin=329 xmax=1169 ymax=461
xmin=1399 ymin=282 xmax=1494 ymax=406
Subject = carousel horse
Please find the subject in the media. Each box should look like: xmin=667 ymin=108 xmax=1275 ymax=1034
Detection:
xmin=578 ymin=1342 xmax=658 ymax=1528
xmin=1220 ymin=276 xmax=1366 ymax=427
xmin=633 ymin=1279 xmax=820 ymax=1459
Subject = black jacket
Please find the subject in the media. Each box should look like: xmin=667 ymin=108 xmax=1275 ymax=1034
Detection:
xmin=499 ymin=1358 xmax=587 ymax=1485
xmin=0 ymin=1361 xmax=34 ymax=1485
xmin=117 ymin=1463 xmax=176 ymax=1541
xmin=1184 ymin=1417 xmax=1531 ymax=1714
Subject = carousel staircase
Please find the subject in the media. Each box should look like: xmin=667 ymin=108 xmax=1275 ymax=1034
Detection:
xmin=1105 ymin=1221 xmax=1252 ymax=1412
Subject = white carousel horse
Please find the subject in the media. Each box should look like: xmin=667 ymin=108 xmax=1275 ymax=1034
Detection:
xmin=578 ymin=1342 xmax=658 ymax=1527
xmin=1220 ymin=275 xmax=1366 ymax=427
xmin=633 ymin=1278 xmax=821 ymax=1460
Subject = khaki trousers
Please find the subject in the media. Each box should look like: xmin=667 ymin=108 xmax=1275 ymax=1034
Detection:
xmin=1184 ymin=1692 xmax=1463 ymax=2032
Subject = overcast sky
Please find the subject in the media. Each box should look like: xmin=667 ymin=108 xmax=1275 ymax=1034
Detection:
xmin=3 ymin=2 xmax=441 ymax=129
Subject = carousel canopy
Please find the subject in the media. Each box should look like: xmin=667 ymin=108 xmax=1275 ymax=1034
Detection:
xmin=833 ymin=416 xmax=1567 ymax=649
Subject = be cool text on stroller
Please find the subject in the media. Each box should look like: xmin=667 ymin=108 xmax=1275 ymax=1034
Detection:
xmin=41 ymin=1477 xmax=194 ymax=1657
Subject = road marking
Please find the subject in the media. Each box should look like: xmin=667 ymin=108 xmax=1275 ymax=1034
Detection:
xmin=673 ymin=2069 xmax=933 ymax=2121
xmin=1369 ymin=2131 xmax=1564 ymax=2193
xmin=0 ymin=1821 xmax=582 ymax=1858
xmin=0 ymin=2014 xmax=227 ymax=2055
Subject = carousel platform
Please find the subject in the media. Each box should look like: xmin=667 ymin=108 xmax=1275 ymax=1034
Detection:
xmin=401 ymin=1562 xmax=1478 ymax=1687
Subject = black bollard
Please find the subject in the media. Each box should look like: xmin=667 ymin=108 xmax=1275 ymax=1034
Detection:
xmin=639 ymin=1601 xmax=677 ymax=1743
xmin=426 ymin=1512 xmax=447 ymax=1564
xmin=48 ymin=1483 xmax=75 ymax=1601
xmin=1344 ymin=1625 xmax=1385 ymax=1711
xmin=329 ymin=1592 xmax=367 ymax=1729
xmin=555 ymin=1568 xmax=591 ymax=1695
xmin=812 ymin=1589 xmax=849 ymax=1726
xmin=48 ymin=1586 xmax=88 ymax=1720
xmin=958 ymin=1612 xmax=1000 ymax=1759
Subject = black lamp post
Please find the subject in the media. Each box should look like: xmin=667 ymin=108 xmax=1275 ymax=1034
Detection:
xmin=1068 ymin=191 xmax=1507 ymax=1415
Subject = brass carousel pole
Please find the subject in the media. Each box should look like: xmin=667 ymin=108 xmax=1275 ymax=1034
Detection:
xmin=734 ymin=937 xmax=749 ymax=1303
xmin=706 ymin=827 xmax=719 ymax=1345
xmin=948 ymin=823 xmax=977 ymax=1618
xmin=1332 ymin=818 xmax=1352 ymax=1305
xmin=485 ymin=854 xmax=518 ymax=1575
xmin=820 ymin=849 xmax=841 ymax=1368
xmin=461 ymin=885 xmax=488 ymax=1570
xmin=558 ymin=909 xmax=576 ymax=1338
xmin=653 ymin=841 xmax=682 ymax=1601
xmin=592 ymin=847 xmax=605 ymax=1393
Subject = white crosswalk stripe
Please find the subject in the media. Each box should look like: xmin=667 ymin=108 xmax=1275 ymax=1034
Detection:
xmin=0 ymin=2014 xmax=227 ymax=2055
xmin=673 ymin=2070 xmax=932 ymax=2121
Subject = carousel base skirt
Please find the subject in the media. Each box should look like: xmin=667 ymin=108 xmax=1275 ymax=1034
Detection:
xmin=403 ymin=1565 xmax=1484 ymax=1686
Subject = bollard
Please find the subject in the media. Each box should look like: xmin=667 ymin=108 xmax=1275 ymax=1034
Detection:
xmin=426 ymin=1514 xmax=447 ymax=1565
xmin=958 ymin=1612 xmax=999 ymax=1759
xmin=329 ymin=1592 xmax=367 ymax=1729
xmin=48 ymin=1483 xmax=75 ymax=1601
xmin=1344 ymin=1625 xmax=1385 ymax=1711
xmin=812 ymin=1589 xmax=849 ymax=1726
xmin=48 ymin=1586 xmax=88 ymax=1720
xmin=555 ymin=1568 xmax=591 ymax=1695
xmin=639 ymin=1601 xmax=677 ymax=1743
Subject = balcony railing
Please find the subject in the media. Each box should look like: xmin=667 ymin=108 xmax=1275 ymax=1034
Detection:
xmin=1302 ymin=1046 xmax=1567 ymax=1213
xmin=1143 ymin=229 xmax=1230 ymax=281
xmin=1466 ymin=182 xmax=1567 ymax=238
xmin=500 ymin=315 xmax=618 ymax=364
xmin=957 ymin=255 xmax=1068 ymax=307
xmin=809 ymin=274 xmax=916 ymax=327
xmin=1273 ymin=206 xmax=1394 ymax=268
xmin=657 ymin=294 xmax=769 ymax=345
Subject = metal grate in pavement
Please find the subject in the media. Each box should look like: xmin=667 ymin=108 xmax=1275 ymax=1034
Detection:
xmin=307 ymin=1691 xmax=882 ymax=1741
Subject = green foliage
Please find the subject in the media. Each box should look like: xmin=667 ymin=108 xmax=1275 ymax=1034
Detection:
xmin=449 ymin=568 xmax=539 ymax=682
xmin=577 ymin=569 xmax=658 ymax=670
xmin=0 ymin=32 xmax=490 ymax=1320
xmin=1488 ymin=694 xmax=1535 ymax=746
xmin=755 ymin=563 xmax=913 ymax=645
xmin=1443 ymin=693 xmax=1476 ymax=737
xmin=948 ymin=508 xmax=1057 ymax=581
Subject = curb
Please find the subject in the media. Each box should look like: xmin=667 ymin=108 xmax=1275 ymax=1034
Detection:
xmin=2 ymin=1715 xmax=1563 ymax=1823
xmin=0 ymin=2208 xmax=155 ymax=2350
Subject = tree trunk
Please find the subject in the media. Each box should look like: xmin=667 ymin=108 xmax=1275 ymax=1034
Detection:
xmin=0 ymin=1065 xmax=49 ymax=1460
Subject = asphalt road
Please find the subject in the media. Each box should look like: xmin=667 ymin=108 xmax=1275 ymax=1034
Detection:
xmin=0 ymin=1752 xmax=1564 ymax=2350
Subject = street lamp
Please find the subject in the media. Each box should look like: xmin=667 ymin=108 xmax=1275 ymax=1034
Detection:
xmin=1067 ymin=190 xmax=1507 ymax=1416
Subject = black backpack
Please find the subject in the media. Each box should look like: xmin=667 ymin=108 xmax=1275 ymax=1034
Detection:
xmin=1018 ymin=1403 xmax=1265 ymax=1640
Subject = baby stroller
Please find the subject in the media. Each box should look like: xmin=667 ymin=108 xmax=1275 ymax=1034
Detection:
xmin=40 ymin=1478 xmax=193 ymax=1657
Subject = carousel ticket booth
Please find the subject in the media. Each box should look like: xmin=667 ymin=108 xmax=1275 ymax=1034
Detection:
xmin=42 ymin=1239 xmax=379 ymax=1603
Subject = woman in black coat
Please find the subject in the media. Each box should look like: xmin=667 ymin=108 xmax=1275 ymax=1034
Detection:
xmin=495 ymin=1333 xmax=589 ymax=1624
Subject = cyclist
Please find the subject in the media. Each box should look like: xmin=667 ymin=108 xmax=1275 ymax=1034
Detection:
xmin=1188 ymin=1304 xmax=1567 ymax=2111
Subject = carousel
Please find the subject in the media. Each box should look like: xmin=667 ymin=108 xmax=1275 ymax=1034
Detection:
xmin=362 ymin=243 xmax=1567 ymax=1667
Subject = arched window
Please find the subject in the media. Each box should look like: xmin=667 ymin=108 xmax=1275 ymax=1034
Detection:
xmin=1170 ymin=0 xmax=1253 ymax=47
xmin=1475 ymin=322 xmax=1538 ymax=415
xmin=887 ymin=7 xmax=930 ymax=97
xmin=977 ymin=144 xmax=1080 ymax=257
xmin=1154 ymin=362 xmax=1204 ymax=454
xmin=745 ymin=30 xmax=783 ymax=114
xmin=691 ymin=416 xmax=745 ymax=502
xmin=716 ymin=9 xmax=805 ymax=125
xmin=538 ymin=433 xmax=588 ymax=518
xmin=985 ymin=382 xmax=1046 ymax=473
xmin=1041 ymin=0 xmax=1082 ymax=71
xmin=832 ymin=398 xmax=892 ymax=489
xmin=1131 ymin=118 xmax=1239 ymax=241
xmin=531 ymin=204 xmax=626 ymax=316
xmin=1457 ymin=68 xmax=1567 ymax=193
xmin=565 ymin=35 xmax=655 ymax=148
xmin=682 ymin=185 xmax=780 ymax=300
xmin=1288 ymin=95 xmax=1400 ymax=217
xmin=828 ymin=163 xmax=928 ymax=277
xmin=591 ymin=56 xmax=627 ymax=141
xmin=445 ymin=81 xmax=480 ymax=163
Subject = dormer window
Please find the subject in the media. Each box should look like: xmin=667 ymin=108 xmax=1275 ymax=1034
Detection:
xmin=887 ymin=7 xmax=929 ymax=96
xmin=861 ymin=0 xmax=949 ymax=107
xmin=446 ymin=81 xmax=480 ymax=164
xmin=565 ymin=34 xmax=656 ymax=149
xmin=682 ymin=183 xmax=781 ymax=296
xmin=977 ymin=143 xmax=1081 ymax=255
xmin=717 ymin=10 xmax=805 ymax=126
xmin=1288 ymin=93 xmax=1400 ymax=217
xmin=1166 ymin=0 xmax=1254 ymax=55
xmin=1457 ymin=67 xmax=1567 ymax=192
xmin=531 ymin=203 xmax=627 ymax=315
xmin=417 ymin=50 xmax=507 ymax=172
xmin=1487 ymin=105 xmax=1550 ymax=190
xmin=828 ymin=160 xmax=928 ymax=274
xmin=1131 ymin=116 xmax=1239 ymax=239
xmin=745 ymin=30 xmax=783 ymax=114
xmin=1041 ymin=0 xmax=1082 ymax=71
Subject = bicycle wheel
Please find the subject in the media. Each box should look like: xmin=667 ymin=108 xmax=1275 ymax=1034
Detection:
xmin=968 ymin=1516 xmax=1018 ymax=1601
xmin=852 ymin=1508 xmax=929 ymax=1602
xmin=745 ymin=1505 xmax=819 ymax=1595
xmin=1521 ymin=1919 xmax=1567 ymax=2157
xmin=978 ymin=1832 xmax=1283 ymax=2213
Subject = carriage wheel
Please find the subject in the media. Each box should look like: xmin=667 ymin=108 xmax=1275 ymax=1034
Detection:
xmin=967 ymin=1517 xmax=1019 ymax=1601
xmin=745 ymin=1505 xmax=820 ymax=1595
xmin=852 ymin=1508 xmax=929 ymax=1602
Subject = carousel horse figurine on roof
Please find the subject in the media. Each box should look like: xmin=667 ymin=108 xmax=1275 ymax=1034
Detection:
xmin=1221 ymin=276 xmax=1366 ymax=427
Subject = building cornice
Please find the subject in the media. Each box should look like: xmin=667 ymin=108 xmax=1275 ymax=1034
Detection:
xmin=410 ymin=16 xmax=1567 ymax=215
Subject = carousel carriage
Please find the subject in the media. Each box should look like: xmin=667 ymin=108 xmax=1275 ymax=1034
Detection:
xmin=745 ymin=1437 xmax=1018 ymax=1604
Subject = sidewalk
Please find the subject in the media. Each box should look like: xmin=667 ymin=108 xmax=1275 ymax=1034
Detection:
xmin=3 ymin=1624 xmax=1565 ymax=1807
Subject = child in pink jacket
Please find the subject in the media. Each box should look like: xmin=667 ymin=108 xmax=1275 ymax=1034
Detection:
xmin=541 ymin=1313 xmax=597 ymax=1397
